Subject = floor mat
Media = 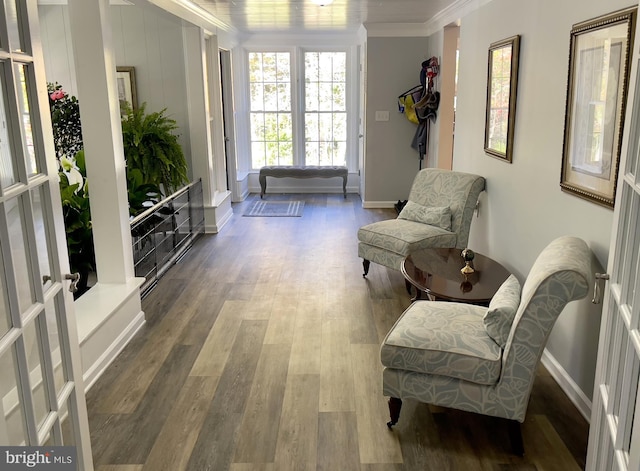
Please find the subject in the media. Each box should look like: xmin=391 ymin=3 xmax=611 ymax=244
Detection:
xmin=243 ymin=200 xmax=304 ymax=217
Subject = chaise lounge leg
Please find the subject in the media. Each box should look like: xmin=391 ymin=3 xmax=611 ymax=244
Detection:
xmin=362 ymin=260 xmax=370 ymax=277
xmin=387 ymin=397 xmax=402 ymax=428
xmin=508 ymin=420 xmax=524 ymax=456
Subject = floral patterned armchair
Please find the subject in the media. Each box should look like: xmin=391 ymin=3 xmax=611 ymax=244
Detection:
xmin=380 ymin=236 xmax=591 ymax=454
xmin=358 ymin=169 xmax=485 ymax=276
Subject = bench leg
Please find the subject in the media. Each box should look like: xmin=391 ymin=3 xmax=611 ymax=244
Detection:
xmin=342 ymin=174 xmax=347 ymax=198
xmin=259 ymin=174 xmax=267 ymax=198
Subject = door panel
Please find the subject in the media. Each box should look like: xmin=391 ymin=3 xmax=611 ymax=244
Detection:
xmin=0 ymin=0 xmax=93 ymax=468
xmin=587 ymin=9 xmax=640 ymax=468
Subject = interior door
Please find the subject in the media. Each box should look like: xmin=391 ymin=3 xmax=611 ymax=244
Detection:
xmin=358 ymin=42 xmax=366 ymax=198
xmin=219 ymin=48 xmax=235 ymax=195
xmin=0 ymin=0 xmax=93 ymax=468
xmin=586 ymin=7 xmax=640 ymax=469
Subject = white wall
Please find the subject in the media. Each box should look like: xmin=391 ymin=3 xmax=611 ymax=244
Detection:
xmin=39 ymin=2 xmax=192 ymax=175
xmin=364 ymin=37 xmax=429 ymax=205
xmin=452 ymin=0 xmax=623 ymax=409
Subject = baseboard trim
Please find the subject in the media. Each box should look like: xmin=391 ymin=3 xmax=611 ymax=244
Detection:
xmin=362 ymin=200 xmax=397 ymax=209
xmin=83 ymin=311 xmax=146 ymax=392
xmin=541 ymin=348 xmax=592 ymax=423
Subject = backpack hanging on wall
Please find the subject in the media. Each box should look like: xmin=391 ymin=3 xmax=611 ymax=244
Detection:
xmin=397 ymin=85 xmax=423 ymax=125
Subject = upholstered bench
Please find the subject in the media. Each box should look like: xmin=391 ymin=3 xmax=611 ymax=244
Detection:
xmin=259 ymin=165 xmax=348 ymax=198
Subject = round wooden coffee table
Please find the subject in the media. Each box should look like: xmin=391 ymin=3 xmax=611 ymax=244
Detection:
xmin=402 ymin=247 xmax=510 ymax=305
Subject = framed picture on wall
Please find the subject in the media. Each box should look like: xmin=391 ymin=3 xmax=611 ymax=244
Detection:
xmin=560 ymin=7 xmax=636 ymax=208
xmin=116 ymin=66 xmax=138 ymax=113
xmin=484 ymin=35 xmax=521 ymax=163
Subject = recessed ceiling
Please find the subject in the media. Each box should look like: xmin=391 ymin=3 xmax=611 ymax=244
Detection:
xmin=190 ymin=0 xmax=459 ymax=33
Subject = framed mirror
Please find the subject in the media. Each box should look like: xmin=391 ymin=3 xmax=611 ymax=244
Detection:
xmin=560 ymin=7 xmax=636 ymax=208
xmin=484 ymin=35 xmax=521 ymax=162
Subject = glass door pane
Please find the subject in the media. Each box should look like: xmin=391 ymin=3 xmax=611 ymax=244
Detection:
xmin=0 ymin=62 xmax=17 ymax=189
xmin=16 ymin=64 xmax=38 ymax=177
xmin=0 ymin=345 xmax=26 ymax=445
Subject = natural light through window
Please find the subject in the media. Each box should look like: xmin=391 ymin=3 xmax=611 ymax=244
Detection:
xmin=248 ymin=49 xmax=349 ymax=169
xmin=304 ymin=52 xmax=347 ymax=166
xmin=249 ymin=52 xmax=293 ymax=168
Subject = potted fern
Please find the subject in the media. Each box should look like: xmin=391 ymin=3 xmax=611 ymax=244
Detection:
xmin=121 ymin=102 xmax=188 ymax=202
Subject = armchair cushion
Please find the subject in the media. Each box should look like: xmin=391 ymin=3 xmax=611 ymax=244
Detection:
xmin=483 ymin=274 xmax=521 ymax=347
xmin=398 ymin=202 xmax=452 ymax=231
xmin=381 ymin=301 xmax=502 ymax=385
xmin=358 ymin=219 xmax=456 ymax=256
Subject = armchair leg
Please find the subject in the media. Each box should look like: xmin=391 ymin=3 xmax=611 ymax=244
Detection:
xmin=508 ymin=420 xmax=525 ymax=456
xmin=387 ymin=397 xmax=402 ymax=428
xmin=362 ymin=259 xmax=370 ymax=277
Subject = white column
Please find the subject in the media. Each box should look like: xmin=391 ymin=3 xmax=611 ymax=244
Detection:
xmin=183 ymin=26 xmax=233 ymax=232
xmin=183 ymin=24 xmax=215 ymax=206
xmin=67 ymin=0 xmax=134 ymax=283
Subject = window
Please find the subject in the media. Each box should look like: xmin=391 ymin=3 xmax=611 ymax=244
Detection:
xmin=247 ymin=49 xmax=349 ymax=170
xmin=304 ymin=52 xmax=347 ymax=166
xmin=249 ymin=52 xmax=293 ymax=168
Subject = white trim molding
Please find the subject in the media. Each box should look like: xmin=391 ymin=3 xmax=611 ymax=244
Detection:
xmin=148 ymin=0 xmax=237 ymax=35
xmin=424 ymin=0 xmax=494 ymax=36
xmin=361 ymin=200 xmax=397 ymax=209
xmin=76 ymin=278 xmax=146 ymax=391
xmin=541 ymin=348 xmax=592 ymax=422
xmin=364 ymin=23 xmax=429 ymax=38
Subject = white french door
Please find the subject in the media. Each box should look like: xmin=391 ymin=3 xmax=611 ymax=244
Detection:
xmin=587 ymin=5 xmax=640 ymax=469
xmin=0 ymin=0 xmax=92 ymax=468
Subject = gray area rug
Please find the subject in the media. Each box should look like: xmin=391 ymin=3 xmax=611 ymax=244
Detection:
xmin=243 ymin=200 xmax=304 ymax=217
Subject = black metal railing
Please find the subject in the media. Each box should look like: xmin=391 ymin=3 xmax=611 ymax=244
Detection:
xmin=130 ymin=179 xmax=204 ymax=297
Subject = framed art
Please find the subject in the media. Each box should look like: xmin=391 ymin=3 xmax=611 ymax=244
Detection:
xmin=116 ymin=66 xmax=138 ymax=112
xmin=484 ymin=35 xmax=521 ymax=162
xmin=561 ymin=8 xmax=636 ymax=208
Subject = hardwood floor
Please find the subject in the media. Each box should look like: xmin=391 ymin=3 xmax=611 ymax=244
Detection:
xmin=86 ymin=193 xmax=589 ymax=471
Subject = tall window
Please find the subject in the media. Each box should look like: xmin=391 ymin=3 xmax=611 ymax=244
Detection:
xmin=247 ymin=49 xmax=349 ymax=170
xmin=249 ymin=52 xmax=293 ymax=168
xmin=304 ymin=52 xmax=347 ymax=166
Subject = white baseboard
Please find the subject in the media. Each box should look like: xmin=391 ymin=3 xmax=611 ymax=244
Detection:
xmin=362 ymin=200 xmax=397 ymax=209
xmin=204 ymin=202 xmax=233 ymax=234
xmin=541 ymin=348 xmax=592 ymax=423
xmin=83 ymin=311 xmax=146 ymax=392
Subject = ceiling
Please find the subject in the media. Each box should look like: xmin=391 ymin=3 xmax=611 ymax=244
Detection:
xmin=189 ymin=0 xmax=460 ymax=33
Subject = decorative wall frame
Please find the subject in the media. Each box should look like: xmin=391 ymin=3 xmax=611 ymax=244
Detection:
xmin=560 ymin=8 xmax=636 ymax=208
xmin=484 ymin=35 xmax=521 ymax=163
xmin=116 ymin=66 xmax=138 ymax=112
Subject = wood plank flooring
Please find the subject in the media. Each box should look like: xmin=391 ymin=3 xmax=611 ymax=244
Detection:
xmin=87 ymin=193 xmax=589 ymax=471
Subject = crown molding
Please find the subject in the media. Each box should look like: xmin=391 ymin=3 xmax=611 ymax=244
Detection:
xmin=364 ymin=22 xmax=429 ymax=38
xmin=148 ymin=0 xmax=237 ymax=35
xmin=364 ymin=0 xmax=493 ymax=38
xmin=38 ymin=0 xmax=134 ymax=4
xmin=424 ymin=0 xmax=494 ymax=35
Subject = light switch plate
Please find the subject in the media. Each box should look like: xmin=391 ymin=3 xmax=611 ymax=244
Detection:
xmin=375 ymin=111 xmax=389 ymax=121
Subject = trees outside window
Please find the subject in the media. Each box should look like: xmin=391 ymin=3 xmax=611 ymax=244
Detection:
xmin=248 ymin=49 xmax=348 ymax=169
